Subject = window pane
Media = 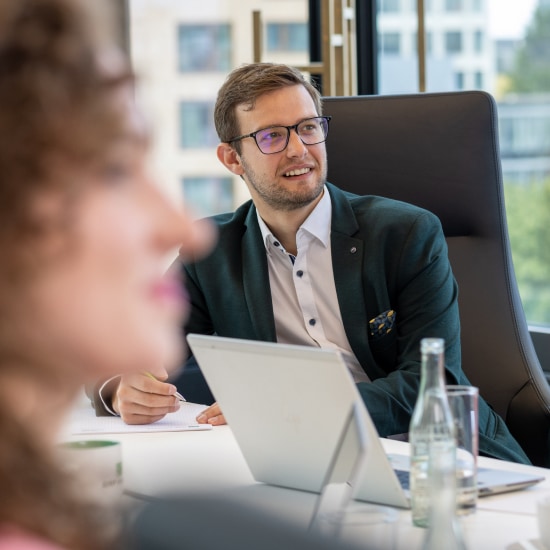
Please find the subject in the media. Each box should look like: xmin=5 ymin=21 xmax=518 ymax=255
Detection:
xmin=472 ymin=0 xmax=483 ymax=12
xmin=474 ymin=30 xmax=484 ymax=53
xmin=379 ymin=0 xmax=400 ymax=13
xmin=474 ymin=70 xmax=483 ymax=88
xmin=179 ymin=102 xmax=218 ymax=148
xmin=445 ymin=31 xmax=463 ymax=54
xmin=380 ymin=32 xmax=401 ymax=55
xmin=496 ymin=3 xmax=550 ymax=326
xmin=266 ymin=22 xmax=308 ymax=52
xmin=445 ymin=0 xmax=463 ymax=12
xmin=183 ymin=177 xmax=234 ymax=217
xmin=177 ymin=24 xmax=231 ymax=72
xmin=376 ymin=0 xmax=550 ymax=326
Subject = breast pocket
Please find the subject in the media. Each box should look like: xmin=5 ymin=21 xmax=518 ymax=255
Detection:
xmin=368 ymin=309 xmax=397 ymax=373
xmin=368 ymin=309 xmax=396 ymax=341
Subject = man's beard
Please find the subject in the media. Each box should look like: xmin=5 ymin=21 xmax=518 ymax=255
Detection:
xmin=240 ymin=155 xmax=327 ymax=212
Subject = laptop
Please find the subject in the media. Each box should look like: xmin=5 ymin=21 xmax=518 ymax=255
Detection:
xmin=186 ymin=334 xmax=544 ymax=509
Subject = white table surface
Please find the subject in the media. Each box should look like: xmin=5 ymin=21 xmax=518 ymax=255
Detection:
xmin=64 ymin=411 xmax=550 ymax=550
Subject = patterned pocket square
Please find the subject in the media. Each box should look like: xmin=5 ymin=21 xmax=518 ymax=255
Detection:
xmin=369 ymin=309 xmax=396 ymax=337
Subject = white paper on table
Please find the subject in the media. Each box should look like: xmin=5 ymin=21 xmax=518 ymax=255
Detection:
xmin=64 ymin=402 xmax=213 ymax=435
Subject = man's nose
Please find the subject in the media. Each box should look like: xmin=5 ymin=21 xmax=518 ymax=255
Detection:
xmin=285 ymin=128 xmax=308 ymax=157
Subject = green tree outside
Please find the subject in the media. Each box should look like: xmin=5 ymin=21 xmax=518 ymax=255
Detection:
xmin=503 ymin=1 xmax=550 ymax=325
xmin=508 ymin=3 xmax=550 ymax=93
xmin=504 ymin=179 xmax=550 ymax=325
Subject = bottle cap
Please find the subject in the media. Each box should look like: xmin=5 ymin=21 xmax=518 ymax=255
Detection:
xmin=420 ymin=338 xmax=445 ymax=354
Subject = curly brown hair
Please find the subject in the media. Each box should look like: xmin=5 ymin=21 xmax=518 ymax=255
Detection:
xmin=0 ymin=0 xmax=132 ymax=548
xmin=0 ymin=0 xmax=131 ymax=286
xmin=0 ymin=398 xmax=123 ymax=549
xmin=213 ymin=62 xmax=323 ymax=154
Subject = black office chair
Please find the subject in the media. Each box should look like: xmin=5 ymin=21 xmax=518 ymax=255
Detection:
xmin=323 ymin=91 xmax=550 ymax=467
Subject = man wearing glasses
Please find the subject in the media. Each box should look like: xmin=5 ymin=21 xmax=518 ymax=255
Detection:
xmin=101 ymin=62 xmax=528 ymax=463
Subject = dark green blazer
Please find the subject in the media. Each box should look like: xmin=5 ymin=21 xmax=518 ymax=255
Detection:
xmin=183 ymin=183 xmax=530 ymax=464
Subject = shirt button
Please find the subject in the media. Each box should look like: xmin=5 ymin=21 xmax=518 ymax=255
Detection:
xmin=273 ymin=241 xmax=280 ymax=247
xmin=296 ymin=270 xmax=304 ymax=277
xmin=309 ymin=318 xmax=316 ymax=326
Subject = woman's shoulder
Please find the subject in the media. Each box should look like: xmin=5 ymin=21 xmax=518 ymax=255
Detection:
xmin=0 ymin=529 xmax=64 ymax=550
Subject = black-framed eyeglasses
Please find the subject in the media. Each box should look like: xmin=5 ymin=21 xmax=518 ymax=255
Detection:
xmin=228 ymin=116 xmax=332 ymax=155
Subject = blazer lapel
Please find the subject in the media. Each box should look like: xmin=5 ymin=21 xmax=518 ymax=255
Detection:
xmin=242 ymin=207 xmax=277 ymax=342
xmin=328 ymin=184 xmax=377 ymax=374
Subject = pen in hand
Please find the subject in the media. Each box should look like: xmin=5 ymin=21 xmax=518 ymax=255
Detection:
xmin=143 ymin=371 xmax=187 ymax=402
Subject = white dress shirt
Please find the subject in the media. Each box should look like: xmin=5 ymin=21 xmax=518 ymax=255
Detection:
xmin=256 ymin=187 xmax=369 ymax=383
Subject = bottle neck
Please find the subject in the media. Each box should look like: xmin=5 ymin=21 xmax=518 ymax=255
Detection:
xmin=420 ymin=351 xmax=446 ymax=393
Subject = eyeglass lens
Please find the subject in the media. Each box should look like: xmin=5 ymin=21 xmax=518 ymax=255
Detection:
xmin=255 ymin=117 xmax=329 ymax=154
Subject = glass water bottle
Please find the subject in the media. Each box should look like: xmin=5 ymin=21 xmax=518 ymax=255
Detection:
xmin=421 ymin=437 xmax=468 ymax=550
xmin=409 ymin=338 xmax=456 ymax=528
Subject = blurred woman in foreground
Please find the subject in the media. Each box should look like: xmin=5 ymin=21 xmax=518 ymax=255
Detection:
xmin=0 ymin=0 xmax=213 ymax=548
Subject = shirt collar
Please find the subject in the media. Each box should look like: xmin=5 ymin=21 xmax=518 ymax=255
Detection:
xmin=300 ymin=185 xmax=331 ymax=247
xmin=256 ymin=185 xmax=331 ymax=252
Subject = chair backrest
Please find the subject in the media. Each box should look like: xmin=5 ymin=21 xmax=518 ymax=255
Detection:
xmin=323 ymin=91 xmax=550 ymax=466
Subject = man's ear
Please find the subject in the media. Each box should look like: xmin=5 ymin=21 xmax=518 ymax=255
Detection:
xmin=217 ymin=143 xmax=244 ymax=176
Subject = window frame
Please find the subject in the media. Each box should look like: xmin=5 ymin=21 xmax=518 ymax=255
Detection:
xmin=308 ymin=0 xmax=550 ymax=367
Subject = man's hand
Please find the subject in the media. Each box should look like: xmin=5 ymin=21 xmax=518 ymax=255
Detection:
xmin=112 ymin=370 xmax=181 ymax=424
xmin=196 ymin=402 xmax=226 ymax=426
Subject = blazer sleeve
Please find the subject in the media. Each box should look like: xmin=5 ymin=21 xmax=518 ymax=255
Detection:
xmin=355 ymin=208 xmax=461 ymax=437
xmin=350 ymin=207 xmax=529 ymax=463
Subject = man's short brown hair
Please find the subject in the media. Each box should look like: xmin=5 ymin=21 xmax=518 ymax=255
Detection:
xmin=214 ymin=62 xmax=322 ymax=153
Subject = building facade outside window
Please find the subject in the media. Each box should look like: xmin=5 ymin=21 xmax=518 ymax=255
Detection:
xmin=179 ymin=101 xmax=219 ymax=149
xmin=266 ymin=22 xmax=308 ymax=52
xmin=445 ymin=31 xmax=463 ymax=54
xmin=413 ymin=31 xmax=433 ymax=54
xmin=474 ymin=29 xmax=484 ymax=53
xmin=380 ymin=32 xmax=401 ymax=55
xmin=182 ymin=176 xmax=234 ymax=217
xmin=445 ymin=0 xmax=463 ymax=12
xmin=376 ymin=0 xmax=550 ymax=326
xmin=129 ymin=0 xmax=309 ymax=219
xmin=177 ymin=24 xmax=231 ymax=72
xmin=472 ymin=0 xmax=483 ymax=12
xmin=379 ymin=0 xmax=400 ymax=13
xmin=474 ymin=70 xmax=483 ymax=88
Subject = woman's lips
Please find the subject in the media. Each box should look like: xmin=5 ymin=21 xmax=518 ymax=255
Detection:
xmin=149 ymin=276 xmax=188 ymax=313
